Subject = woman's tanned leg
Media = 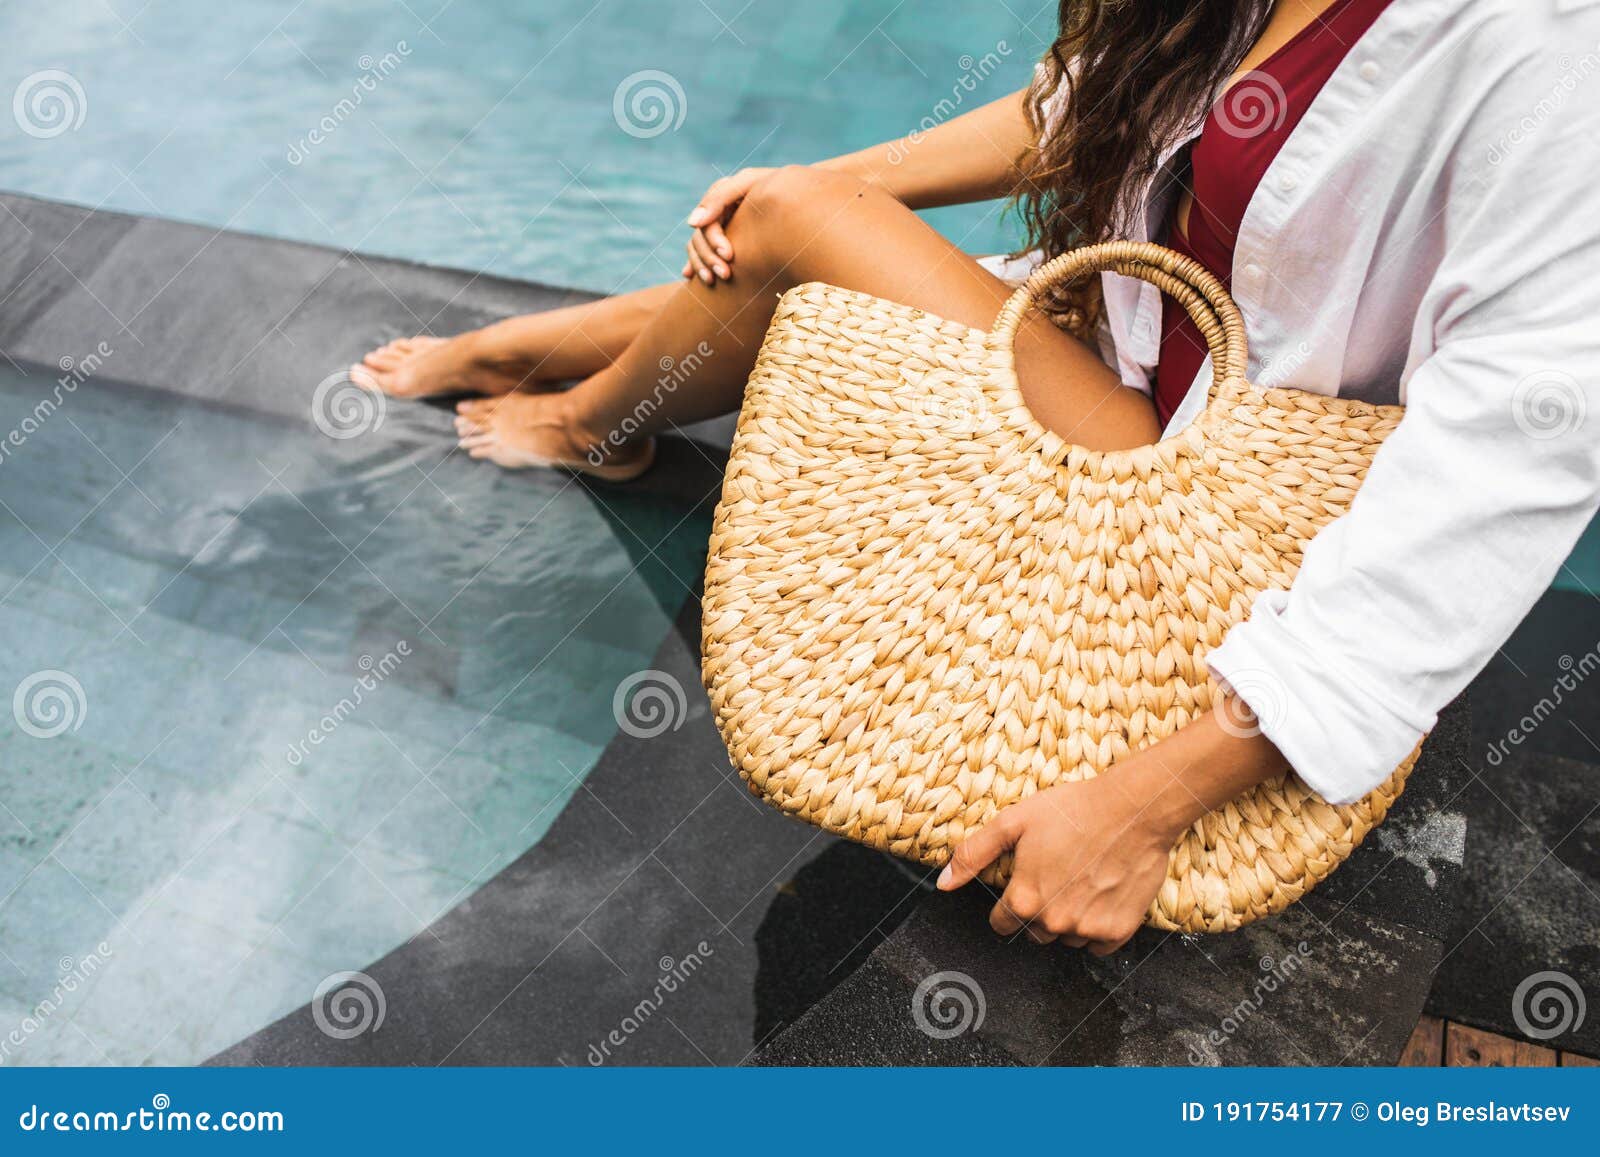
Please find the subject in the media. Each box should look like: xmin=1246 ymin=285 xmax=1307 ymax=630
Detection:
xmin=455 ymin=167 xmax=1160 ymax=468
xmin=351 ymin=281 xmax=678 ymax=399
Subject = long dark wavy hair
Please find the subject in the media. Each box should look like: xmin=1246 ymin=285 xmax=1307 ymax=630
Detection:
xmin=1015 ymin=0 xmax=1271 ymax=331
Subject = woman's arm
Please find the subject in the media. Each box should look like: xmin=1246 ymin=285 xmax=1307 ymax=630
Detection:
xmin=938 ymin=699 xmax=1286 ymax=954
xmin=1204 ymin=45 xmax=1600 ymax=807
xmin=814 ymin=88 xmax=1033 ymax=209
xmin=683 ymin=89 xmax=1032 ymax=283
xmin=943 ymin=27 xmax=1600 ymax=952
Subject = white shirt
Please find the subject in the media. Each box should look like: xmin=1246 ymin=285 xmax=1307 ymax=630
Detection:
xmin=993 ymin=0 xmax=1600 ymax=802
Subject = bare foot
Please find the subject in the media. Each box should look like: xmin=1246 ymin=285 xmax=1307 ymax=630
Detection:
xmin=454 ymin=394 xmax=655 ymax=481
xmin=349 ymin=334 xmax=548 ymax=400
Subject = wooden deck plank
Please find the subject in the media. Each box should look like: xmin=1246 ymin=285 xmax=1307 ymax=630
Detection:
xmin=1559 ymin=1052 xmax=1599 ymax=1066
xmin=1445 ymin=1022 xmax=1558 ymax=1067
xmin=1399 ymin=1014 xmax=1446 ymax=1066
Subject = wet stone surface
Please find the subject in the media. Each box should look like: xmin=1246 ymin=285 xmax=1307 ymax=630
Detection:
xmin=1423 ymin=589 xmax=1600 ymax=1059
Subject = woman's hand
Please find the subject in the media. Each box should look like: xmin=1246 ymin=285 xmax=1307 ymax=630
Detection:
xmin=938 ymin=703 xmax=1288 ymax=955
xmin=936 ymin=760 xmax=1183 ymax=955
xmin=678 ymin=90 xmax=1032 ymax=285
xmin=682 ymin=166 xmax=775 ymax=284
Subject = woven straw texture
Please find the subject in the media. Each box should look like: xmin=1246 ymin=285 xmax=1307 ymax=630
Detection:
xmin=702 ymin=241 xmax=1418 ymax=933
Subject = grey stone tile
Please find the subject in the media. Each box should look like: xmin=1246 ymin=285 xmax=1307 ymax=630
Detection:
xmin=207 ymin=597 xmax=851 ymax=1066
xmin=1311 ymin=695 xmax=1472 ymax=940
xmin=1426 ymin=748 xmax=1600 ymax=1058
xmin=751 ymin=888 xmax=1445 ymax=1067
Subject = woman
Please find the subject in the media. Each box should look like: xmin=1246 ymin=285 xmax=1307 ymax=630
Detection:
xmin=353 ymin=0 xmax=1599 ymax=953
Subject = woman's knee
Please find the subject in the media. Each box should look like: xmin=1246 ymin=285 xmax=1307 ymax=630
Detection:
xmin=744 ymin=165 xmax=855 ymax=212
xmin=732 ymin=165 xmax=876 ymax=255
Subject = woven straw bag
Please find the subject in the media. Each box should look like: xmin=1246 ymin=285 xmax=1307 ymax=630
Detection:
xmin=702 ymin=240 xmax=1418 ymax=933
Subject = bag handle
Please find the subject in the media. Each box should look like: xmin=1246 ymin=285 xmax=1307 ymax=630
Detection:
xmin=989 ymin=240 xmax=1250 ymax=385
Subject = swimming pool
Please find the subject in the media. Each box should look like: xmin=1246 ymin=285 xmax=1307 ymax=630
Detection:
xmin=0 ymin=0 xmax=1046 ymax=1065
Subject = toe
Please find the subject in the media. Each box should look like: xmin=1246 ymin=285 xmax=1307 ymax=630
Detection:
xmin=457 ymin=398 xmax=503 ymax=421
xmin=364 ymin=348 xmax=403 ymax=370
xmin=349 ymin=364 xmax=384 ymax=392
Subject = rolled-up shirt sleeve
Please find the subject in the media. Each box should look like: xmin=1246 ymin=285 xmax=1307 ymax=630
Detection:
xmin=1207 ymin=89 xmax=1600 ymax=804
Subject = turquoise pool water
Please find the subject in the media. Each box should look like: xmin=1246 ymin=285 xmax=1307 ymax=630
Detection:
xmin=0 ymin=360 xmax=710 ymax=1062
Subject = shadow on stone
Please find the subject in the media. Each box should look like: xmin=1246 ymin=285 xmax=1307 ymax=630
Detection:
xmin=752 ymin=844 xmax=932 ymax=1046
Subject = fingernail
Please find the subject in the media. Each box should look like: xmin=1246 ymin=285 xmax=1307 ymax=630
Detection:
xmin=937 ymin=864 xmax=954 ymax=890
xmin=686 ymin=208 xmax=708 ymax=225
xmin=716 ymin=244 xmax=731 ymax=258
xmin=700 ymin=270 xmax=713 ymax=284
xmin=715 ymin=265 xmax=729 ymax=278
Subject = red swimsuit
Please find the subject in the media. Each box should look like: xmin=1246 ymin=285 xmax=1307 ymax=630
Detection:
xmin=1154 ymin=0 xmax=1393 ymax=422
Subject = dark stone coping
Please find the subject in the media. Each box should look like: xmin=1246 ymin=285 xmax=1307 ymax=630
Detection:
xmin=1425 ymin=588 xmax=1600 ymax=1059
xmin=0 ymin=189 xmax=736 ymax=449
